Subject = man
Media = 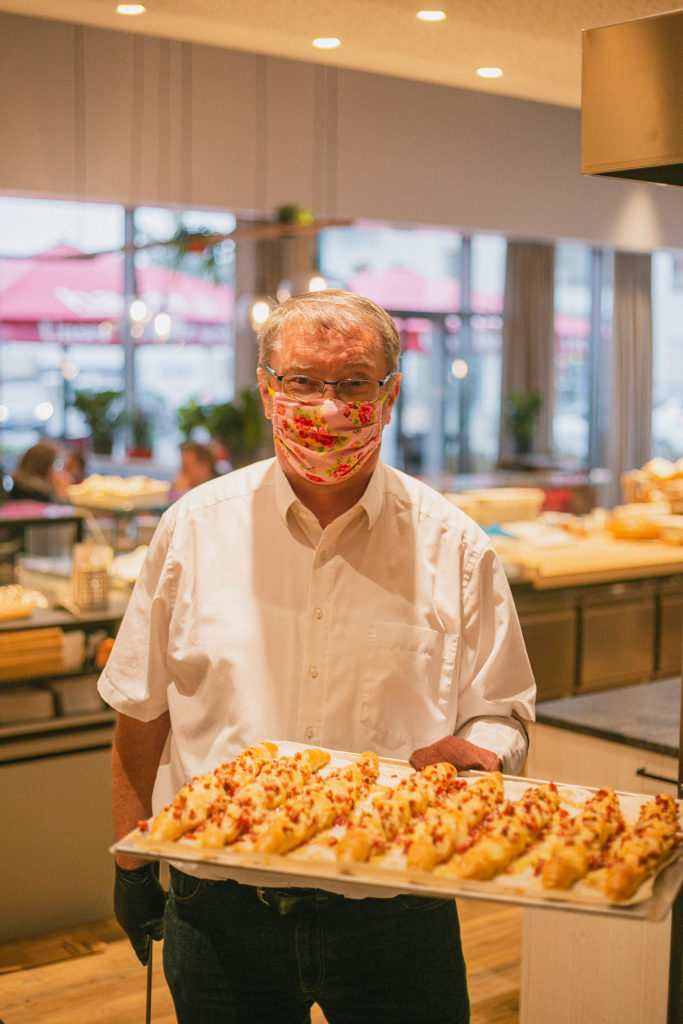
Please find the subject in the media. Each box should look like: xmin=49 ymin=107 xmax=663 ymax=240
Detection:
xmin=172 ymin=439 xmax=218 ymax=494
xmin=102 ymin=290 xmax=535 ymax=1024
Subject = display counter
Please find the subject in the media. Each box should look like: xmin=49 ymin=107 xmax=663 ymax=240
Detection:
xmin=526 ymin=676 xmax=680 ymax=794
xmin=521 ymin=677 xmax=681 ymax=1024
xmin=422 ymin=467 xmax=610 ymax=515
xmin=0 ymin=600 xmax=126 ymax=942
xmin=497 ymin=530 xmax=683 ymax=588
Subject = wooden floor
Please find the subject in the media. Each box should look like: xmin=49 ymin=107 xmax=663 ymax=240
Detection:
xmin=0 ymin=899 xmax=522 ymax=1023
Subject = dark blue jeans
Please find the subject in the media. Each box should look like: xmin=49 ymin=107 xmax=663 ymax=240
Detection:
xmin=163 ymin=868 xmax=470 ymax=1024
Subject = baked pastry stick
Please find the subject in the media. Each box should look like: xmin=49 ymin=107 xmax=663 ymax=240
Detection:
xmin=603 ymin=793 xmax=681 ymax=902
xmin=541 ymin=787 xmax=623 ymax=890
xmin=195 ymin=748 xmax=331 ymax=849
xmin=150 ymin=741 xmax=278 ymax=841
xmin=402 ymin=772 xmax=506 ymax=873
xmin=336 ymin=762 xmax=459 ymax=864
xmin=442 ymin=783 xmax=561 ymax=879
xmin=254 ymin=752 xmax=380 ymax=855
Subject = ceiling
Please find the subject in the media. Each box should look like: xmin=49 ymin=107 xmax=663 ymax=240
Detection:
xmin=0 ymin=0 xmax=678 ymax=108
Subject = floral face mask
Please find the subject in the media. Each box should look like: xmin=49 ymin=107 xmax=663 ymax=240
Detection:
xmin=270 ymin=393 xmax=385 ymax=485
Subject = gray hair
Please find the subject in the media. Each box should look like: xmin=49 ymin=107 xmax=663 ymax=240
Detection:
xmin=257 ymin=289 xmax=401 ymax=373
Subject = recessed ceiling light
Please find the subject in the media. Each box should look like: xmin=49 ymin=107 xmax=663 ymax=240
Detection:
xmin=417 ymin=10 xmax=446 ymax=21
xmin=477 ymin=67 xmax=503 ymax=79
xmin=313 ymin=37 xmax=341 ymax=49
xmin=116 ymin=3 xmax=146 ymax=14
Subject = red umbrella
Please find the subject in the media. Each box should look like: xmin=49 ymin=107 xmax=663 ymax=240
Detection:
xmin=0 ymin=246 xmax=233 ymax=344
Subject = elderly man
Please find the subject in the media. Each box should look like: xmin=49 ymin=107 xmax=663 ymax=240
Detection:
xmin=102 ymin=290 xmax=535 ymax=1024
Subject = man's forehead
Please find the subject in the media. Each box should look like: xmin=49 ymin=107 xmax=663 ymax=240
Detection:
xmin=280 ymin=322 xmax=379 ymax=353
xmin=281 ymin=323 xmax=374 ymax=344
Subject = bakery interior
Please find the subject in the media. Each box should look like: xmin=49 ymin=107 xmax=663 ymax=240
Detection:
xmin=0 ymin=1 xmax=682 ymax=1022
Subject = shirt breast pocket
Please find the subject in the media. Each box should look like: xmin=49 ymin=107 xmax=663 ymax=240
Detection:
xmin=359 ymin=621 xmax=458 ymax=751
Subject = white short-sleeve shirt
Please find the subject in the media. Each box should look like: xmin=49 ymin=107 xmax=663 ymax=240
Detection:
xmin=99 ymin=459 xmax=536 ymax=812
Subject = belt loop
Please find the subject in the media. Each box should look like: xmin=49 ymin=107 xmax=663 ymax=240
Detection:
xmin=256 ymin=886 xmax=270 ymax=907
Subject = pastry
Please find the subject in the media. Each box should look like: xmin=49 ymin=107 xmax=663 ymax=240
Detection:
xmin=150 ymin=741 xmax=278 ymax=841
xmin=541 ymin=787 xmax=623 ymax=890
xmin=195 ymin=747 xmax=330 ymax=848
xmin=253 ymin=752 xmax=379 ymax=855
xmin=443 ymin=782 xmax=561 ymax=879
xmin=603 ymin=793 xmax=681 ymax=901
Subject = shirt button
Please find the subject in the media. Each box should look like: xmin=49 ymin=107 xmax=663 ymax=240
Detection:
xmin=305 ymin=726 xmax=314 ymax=740
xmin=314 ymin=607 xmax=323 ymax=619
xmin=309 ymin=665 xmax=319 ymax=678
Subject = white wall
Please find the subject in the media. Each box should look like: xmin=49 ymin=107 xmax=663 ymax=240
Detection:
xmin=0 ymin=11 xmax=681 ymax=251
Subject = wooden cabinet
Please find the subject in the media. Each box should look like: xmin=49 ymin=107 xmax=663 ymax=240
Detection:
xmin=579 ymin=580 xmax=657 ymax=691
xmin=513 ymin=588 xmax=576 ymax=700
xmin=524 ymin=721 xmax=678 ymax=796
xmin=0 ymin=605 xmax=126 ymax=941
xmin=0 ymin=746 xmax=114 ymax=942
xmin=513 ymin=574 xmax=683 ymax=700
xmin=656 ymin=575 xmax=683 ymax=678
xmin=0 ymin=604 xmax=125 ymax=764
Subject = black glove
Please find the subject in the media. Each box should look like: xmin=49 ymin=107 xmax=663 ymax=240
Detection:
xmin=114 ymin=861 xmax=166 ymax=965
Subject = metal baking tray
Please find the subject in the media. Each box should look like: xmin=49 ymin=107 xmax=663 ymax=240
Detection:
xmin=112 ymin=742 xmax=683 ymax=921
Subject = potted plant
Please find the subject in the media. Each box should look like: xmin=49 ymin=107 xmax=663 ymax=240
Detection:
xmin=126 ymin=407 xmax=154 ymax=459
xmin=72 ymin=389 xmax=122 ymax=455
xmin=277 ymin=204 xmax=315 ymax=226
xmin=207 ymin=389 xmax=265 ymax=469
xmin=176 ymin=390 xmax=265 ymax=468
xmin=504 ymin=389 xmax=542 ymax=456
xmin=176 ymin=397 xmax=210 ymax=440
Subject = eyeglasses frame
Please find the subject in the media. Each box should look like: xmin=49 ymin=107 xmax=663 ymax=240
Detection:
xmin=263 ymin=365 xmax=396 ymax=401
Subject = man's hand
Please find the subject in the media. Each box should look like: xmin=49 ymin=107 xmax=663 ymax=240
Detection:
xmin=114 ymin=862 xmax=166 ymax=965
xmin=409 ymin=735 xmax=502 ymax=773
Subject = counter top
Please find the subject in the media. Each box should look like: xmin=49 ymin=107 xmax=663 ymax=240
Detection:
xmin=535 ymin=676 xmax=681 ymax=758
xmin=494 ymin=531 xmax=683 ymax=588
xmin=0 ymin=500 xmax=85 ymax=526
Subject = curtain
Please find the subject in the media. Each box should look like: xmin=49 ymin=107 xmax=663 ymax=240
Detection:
xmin=499 ymin=241 xmax=555 ymax=460
xmin=608 ymin=251 xmax=653 ymax=494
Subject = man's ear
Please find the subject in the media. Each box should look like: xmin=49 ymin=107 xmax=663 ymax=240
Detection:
xmin=383 ymin=372 xmax=401 ymax=426
xmin=257 ymin=367 xmax=273 ymax=422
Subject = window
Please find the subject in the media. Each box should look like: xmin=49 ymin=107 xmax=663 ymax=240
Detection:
xmin=131 ymin=206 xmax=236 ymax=464
xmin=3 ymin=195 xmax=680 ymax=485
xmin=652 ymin=250 xmax=683 ymax=460
xmin=0 ymin=197 xmax=125 ymax=466
xmin=318 ymin=223 xmax=506 ymax=476
xmin=0 ymin=196 xmax=236 ymax=470
xmin=552 ymin=242 xmax=593 ymax=463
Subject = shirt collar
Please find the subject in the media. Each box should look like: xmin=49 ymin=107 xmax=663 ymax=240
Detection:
xmin=273 ymin=459 xmax=384 ymax=531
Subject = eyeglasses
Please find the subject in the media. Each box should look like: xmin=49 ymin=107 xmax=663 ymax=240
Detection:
xmin=264 ymin=365 xmax=395 ymax=404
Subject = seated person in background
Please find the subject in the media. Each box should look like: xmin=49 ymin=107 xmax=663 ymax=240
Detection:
xmin=9 ymin=441 xmax=63 ymax=502
xmin=63 ymin=449 xmax=87 ymax=485
xmin=173 ymin=440 xmax=218 ymax=494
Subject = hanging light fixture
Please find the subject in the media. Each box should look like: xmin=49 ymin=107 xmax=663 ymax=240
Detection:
xmin=276 ymin=272 xmax=331 ymax=303
xmin=153 ymin=311 xmax=172 ymax=339
xmin=250 ymin=298 xmax=275 ymax=327
xmin=129 ymin=297 xmax=148 ymax=323
xmin=236 ymin=293 xmax=277 ymax=333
